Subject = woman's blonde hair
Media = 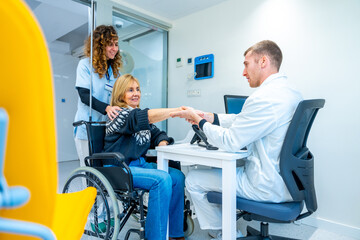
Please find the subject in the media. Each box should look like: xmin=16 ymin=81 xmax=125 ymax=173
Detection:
xmin=111 ymin=74 xmax=141 ymax=108
xmin=84 ymin=25 xmax=122 ymax=79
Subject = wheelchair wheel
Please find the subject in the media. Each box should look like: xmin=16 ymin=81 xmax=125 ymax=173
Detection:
xmin=184 ymin=214 xmax=194 ymax=237
xmin=62 ymin=167 xmax=120 ymax=240
xmin=183 ymin=197 xmax=194 ymax=237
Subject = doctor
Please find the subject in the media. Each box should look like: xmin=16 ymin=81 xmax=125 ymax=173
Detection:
xmin=171 ymin=40 xmax=303 ymax=239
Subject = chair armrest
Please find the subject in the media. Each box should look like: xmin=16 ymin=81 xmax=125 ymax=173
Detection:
xmin=73 ymin=120 xmax=107 ymax=127
xmin=295 ymin=211 xmax=313 ymax=221
xmin=85 ymin=152 xmax=130 ymax=171
xmin=0 ymin=218 xmax=55 ymax=240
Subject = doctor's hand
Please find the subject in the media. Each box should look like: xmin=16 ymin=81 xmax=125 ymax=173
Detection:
xmin=106 ymin=105 xmax=121 ymax=120
xmin=170 ymin=106 xmax=203 ymax=125
xmin=183 ymin=107 xmax=215 ymax=123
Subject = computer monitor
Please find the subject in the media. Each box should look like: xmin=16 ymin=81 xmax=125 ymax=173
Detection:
xmin=224 ymin=95 xmax=248 ymax=114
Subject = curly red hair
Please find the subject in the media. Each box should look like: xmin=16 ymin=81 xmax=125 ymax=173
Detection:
xmin=84 ymin=25 xmax=122 ymax=79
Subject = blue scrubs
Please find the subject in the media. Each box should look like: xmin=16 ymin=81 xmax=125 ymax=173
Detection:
xmin=74 ymin=58 xmax=116 ymax=140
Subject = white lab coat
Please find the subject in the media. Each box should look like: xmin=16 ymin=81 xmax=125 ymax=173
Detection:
xmin=186 ymin=73 xmax=303 ymax=229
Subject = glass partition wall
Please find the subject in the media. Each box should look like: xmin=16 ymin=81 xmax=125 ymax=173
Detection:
xmin=113 ymin=12 xmax=168 ymax=130
xmin=24 ymin=0 xmax=169 ymax=161
xmin=84 ymin=0 xmax=169 ymax=131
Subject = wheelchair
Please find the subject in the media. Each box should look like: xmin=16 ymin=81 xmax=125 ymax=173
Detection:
xmin=63 ymin=121 xmax=194 ymax=240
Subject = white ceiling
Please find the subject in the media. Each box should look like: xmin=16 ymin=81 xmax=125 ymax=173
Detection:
xmin=115 ymin=0 xmax=230 ymax=21
xmin=24 ymin=0 xmax=230 ymax=54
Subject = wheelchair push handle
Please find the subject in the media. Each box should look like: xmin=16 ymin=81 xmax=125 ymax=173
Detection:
xmin=73 ymin=120 xmax=87 ymax=127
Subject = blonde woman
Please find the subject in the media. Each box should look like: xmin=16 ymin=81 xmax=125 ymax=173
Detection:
xmin=103 ymin=74 xmax=185 ymax=240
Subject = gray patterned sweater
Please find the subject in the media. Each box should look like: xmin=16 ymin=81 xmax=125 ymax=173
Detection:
xmin=103 ymin=107 xmax=174 ymax=165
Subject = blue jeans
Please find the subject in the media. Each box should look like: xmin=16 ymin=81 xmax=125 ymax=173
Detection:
xmin=129 ymin=158 xmax=185 ymax=240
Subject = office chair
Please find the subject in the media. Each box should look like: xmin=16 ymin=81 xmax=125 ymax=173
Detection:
xmin=224 ymin=95 xmax=248 ymax=114
xmin=207 ymin=99 xmax=325 ymax=240
xmin=0 ymin=1 xmax=97 ymax=239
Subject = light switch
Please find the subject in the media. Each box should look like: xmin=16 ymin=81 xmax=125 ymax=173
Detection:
xmin=176 ymin=57 xmax=183 ymax=68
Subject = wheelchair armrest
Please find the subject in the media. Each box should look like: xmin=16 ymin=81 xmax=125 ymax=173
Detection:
xmin=85 ymin=152 xmax=130 ymax=171
xmin=90 ymin=152 xmax=125 ymax=162
xmin=73 ymin=120 xmax=107 ymax=127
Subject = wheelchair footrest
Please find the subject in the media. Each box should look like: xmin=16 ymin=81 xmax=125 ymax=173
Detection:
xmin=125 ymin=228 xmax=145 ymax=240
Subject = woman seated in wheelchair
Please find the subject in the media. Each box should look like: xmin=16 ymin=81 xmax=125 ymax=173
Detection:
xmin=103 ymin=74 xmax=185 ymax=240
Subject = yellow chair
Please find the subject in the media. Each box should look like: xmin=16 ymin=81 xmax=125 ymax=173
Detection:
xmin=0 ymin=0 xmax=96 ymax=239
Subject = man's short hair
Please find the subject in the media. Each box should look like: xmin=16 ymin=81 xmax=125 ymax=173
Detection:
xmin=244 ymin=40 xmax=283 ymax=71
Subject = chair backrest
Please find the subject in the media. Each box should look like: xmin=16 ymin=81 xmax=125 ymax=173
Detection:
xmin=86 ymin=123 xmax=106 ymax=156
xmin=85 ymin=122 xmax=106 ymax=168
xmin=0 ymin=2 xmax=97 ymax=239
xmin=85 ymin=122 xmax=135 ymax=191
xmin=280 ymin=99 xmax=325 ymax=214
xmin=224 ymin=95 xmax=248 ymax=114
xmin=0 ymin=0 xmax=58 ymax=237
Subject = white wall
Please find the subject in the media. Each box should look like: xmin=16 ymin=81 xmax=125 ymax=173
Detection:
xmin=168 ymin=0 xmax=360 ymax=238
xmin=50 ymin=52 xmax=79 ymax=162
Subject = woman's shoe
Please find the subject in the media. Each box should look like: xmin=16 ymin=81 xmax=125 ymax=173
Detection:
xmin=90 ymin=218 xmax=115 ymax=233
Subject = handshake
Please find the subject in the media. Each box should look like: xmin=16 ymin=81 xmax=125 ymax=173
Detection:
xmin=170 ymin=106 xmax=214 ymax=125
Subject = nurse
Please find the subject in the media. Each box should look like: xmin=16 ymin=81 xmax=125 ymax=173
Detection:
xmin=74 ymin=25 xmax=122 ymax=166
xmin=171 ymin=40 xmax=303 ymax=239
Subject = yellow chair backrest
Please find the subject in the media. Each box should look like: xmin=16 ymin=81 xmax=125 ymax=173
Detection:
xmin=0 ymin=1 xmax=95 ymax=239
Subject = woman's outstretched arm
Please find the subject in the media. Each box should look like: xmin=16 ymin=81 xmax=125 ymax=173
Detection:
xmin=147 ymin=107 xmax=184 ymax=124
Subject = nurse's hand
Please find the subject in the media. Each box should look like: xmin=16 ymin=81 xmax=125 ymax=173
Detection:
xmin=158 ymin=140 xmax=169 ymax=146
xmin=106 ymin=105 xmax=121 ymax=120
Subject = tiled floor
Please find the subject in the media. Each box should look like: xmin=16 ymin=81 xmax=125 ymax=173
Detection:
xmin=58 ymin=160 xmax=357 ymax=240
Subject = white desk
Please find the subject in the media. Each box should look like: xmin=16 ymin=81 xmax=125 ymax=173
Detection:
xmin=156 ymin=143 xmax=249 ymax=240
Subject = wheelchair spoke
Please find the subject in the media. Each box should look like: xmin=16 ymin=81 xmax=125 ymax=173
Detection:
xmin=63 ymin=169 xmax=119 ymax=240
